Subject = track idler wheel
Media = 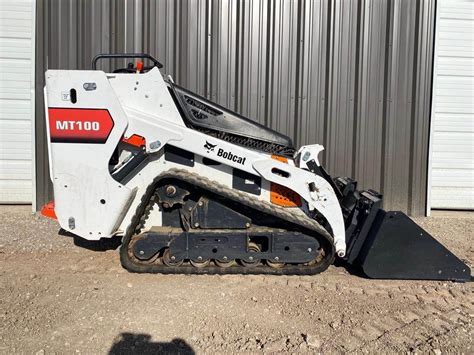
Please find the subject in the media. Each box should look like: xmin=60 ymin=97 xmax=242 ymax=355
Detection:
xmin=240 ymin=242 xmax=261 ymax=267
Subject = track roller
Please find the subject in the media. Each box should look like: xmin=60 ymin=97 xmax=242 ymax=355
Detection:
xmin=215 ymin=258 xmax=235 ymax=268
xmin=239 ymin=242 xmax=261 ymax=267
xmin=162 ymin=248 xmax=184 ymax=267
xmin=266 ymin=259 xmax=285 ymax=269
xmin=190 ymin=258 xmax=211 ymax=268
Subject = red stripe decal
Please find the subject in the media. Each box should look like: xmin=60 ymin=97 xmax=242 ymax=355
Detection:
xmin=48 ymin=108 xmax=114 ymax=144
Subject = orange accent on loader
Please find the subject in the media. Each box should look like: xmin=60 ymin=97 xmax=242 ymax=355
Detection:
xmin=270 ymin=155 xmax=302 ymax=207
xmin=121 ymin=134 xmax=146 ymax=148
xmin=41 ymin=201 xmax=57 ymax=220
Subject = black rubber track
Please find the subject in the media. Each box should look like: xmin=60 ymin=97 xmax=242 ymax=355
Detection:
xmin=120 ymin=168 xmax=335 ymax=275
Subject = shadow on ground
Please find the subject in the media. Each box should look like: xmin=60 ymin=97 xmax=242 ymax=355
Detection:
xmin=109 ymin=333 xmax=195 ymax=354
xmin=59 ymin=228 xmax=122 ymax=251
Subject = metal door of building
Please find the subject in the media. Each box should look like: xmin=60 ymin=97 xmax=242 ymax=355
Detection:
xmin=429 ymin=0 xmax=474 ymax=210
xmin=0 ymin=0 xmax=36 ymax=203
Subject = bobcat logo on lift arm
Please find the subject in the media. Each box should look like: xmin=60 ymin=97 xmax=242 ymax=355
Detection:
xmin=204 ymin=140 xmax=246 ymax=165
xmin=204 ymin=141 xmax=217 ymax=152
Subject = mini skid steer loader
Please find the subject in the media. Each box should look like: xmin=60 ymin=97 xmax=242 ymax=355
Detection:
xmin=42 ymin=54 xmax=470 ymax=281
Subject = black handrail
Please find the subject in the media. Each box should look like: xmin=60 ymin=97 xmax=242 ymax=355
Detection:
xmin=92 ymin=53 xmax=163 ymax=70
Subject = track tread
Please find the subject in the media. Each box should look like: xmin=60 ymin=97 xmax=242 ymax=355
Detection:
xmin=120 ymin=168 xmax=335 ymax=275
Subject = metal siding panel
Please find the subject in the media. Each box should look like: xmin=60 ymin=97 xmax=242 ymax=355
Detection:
xmin=238 ymin=0 xmax=268 ymax=124
xmin=297 ymin=0 xmax=328 ymax=148
xmin=35 ymin=0 xmax=49 ymax=207
xmin=354 ymin=0 xmax=388 ymax=192
xmin=35 ymin=0 xmax=436 ymax=215
xmin=267 ymin=0 xmax=299 ymax=138
xmin=410 ymin=0 xmax=435 ymax=215
xmin=145 ymin=0 xmax=176 ymax=77
xmin=383 ymin=0 xmax=416 ymax=212
xmin=326 ymin=0 xmax=360 ymax=177
xmin=209 ymin=0 xmax=238 ymax=109
xmin=181 ymin=0 xmax=207 ymax=94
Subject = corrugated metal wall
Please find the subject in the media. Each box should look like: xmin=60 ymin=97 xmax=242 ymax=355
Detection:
xmin=35 ymin=0 xmax=436 ymax=215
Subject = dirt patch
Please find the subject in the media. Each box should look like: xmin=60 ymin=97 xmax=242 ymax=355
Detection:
xmin=0 ymin=206 xmax=472 ymax=354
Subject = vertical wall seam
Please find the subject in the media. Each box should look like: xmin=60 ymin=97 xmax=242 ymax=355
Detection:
xmin=407 ymin=0 xmax=422 ymax=215
xmin=380 ymin=0 xmax=393 ymax=198
xmin=263 ymin=0 xmax=272 ymax=128
xmin=351 ymin=0 xmax=362 ymax=179
xmin=235 ymin=0 xmax=242 ymax=113
xmin=322 ymin=0 xmax=333 ymax=163
xmin=293 ymin=0 xmax=304 ymax=147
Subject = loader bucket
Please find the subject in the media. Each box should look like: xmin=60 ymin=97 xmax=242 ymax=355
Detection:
xmin=346 ymin=210 xmax=471 ymax=282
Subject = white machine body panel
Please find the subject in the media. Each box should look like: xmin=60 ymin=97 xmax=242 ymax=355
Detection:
xmin=44 ymin=68 xmax=346 ymax=256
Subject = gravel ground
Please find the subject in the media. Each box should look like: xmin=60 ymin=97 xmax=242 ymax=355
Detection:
xmin=0 ymin=205 xmax=472 ymax=354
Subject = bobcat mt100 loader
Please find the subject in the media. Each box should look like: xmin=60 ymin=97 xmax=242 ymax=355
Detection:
xmin=42 ymin=54 xmax=470 ymax=281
